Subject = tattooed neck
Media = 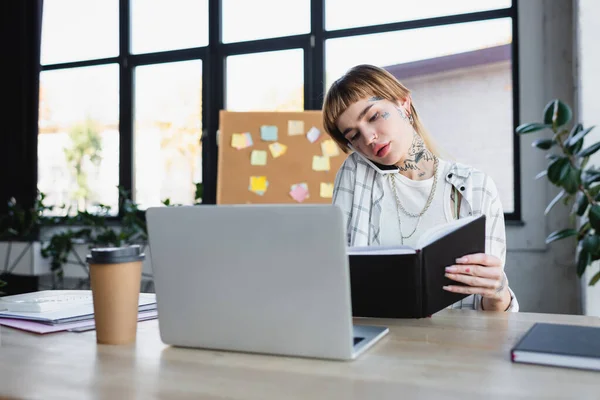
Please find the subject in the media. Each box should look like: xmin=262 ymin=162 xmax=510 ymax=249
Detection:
xmin=396 ymin=131 xmax=436 ymax=178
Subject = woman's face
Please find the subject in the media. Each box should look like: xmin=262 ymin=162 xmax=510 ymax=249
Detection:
xmin=336 ymin=96 xmax=413 ymax=166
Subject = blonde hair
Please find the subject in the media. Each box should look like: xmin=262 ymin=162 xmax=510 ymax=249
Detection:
xmin=322 ymin=64 xmax=440 ymax=157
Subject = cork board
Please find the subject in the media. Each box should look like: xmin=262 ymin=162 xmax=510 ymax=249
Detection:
xmin=217 ymin=110 xmax=346 ymax=204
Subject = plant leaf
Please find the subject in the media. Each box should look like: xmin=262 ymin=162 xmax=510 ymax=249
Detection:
xmin=577 ymin=248 xmax=592 ymax=277
xmin=589 ymin=204 xmax=600 ymax=231
xmin=534 ymin=170 xmax=547 ymax=180
xmin=531 ymin=138 xmax=555 ymax=150
xmin=589 ymin=271 xmax=600 ymax=286
xmin=547 ymin=157 xmax=569 ymax=185
xmin=562 ymin=166 xmax=581 ymax=194
xmin=583 ymin=170 xmax=600 ymax=187
xmin=516 ymin=123 xmax=550 ymax=134
xmin=575 ymin=191 xmax=589 ymax=216
xmin=582 ymin=234 xmax=600 ymax=256
xmin=578 ymin=221 xmax=591 ymax=240
xmin=545 ymin=228 xmax=577 ymax=244
xmin=545 ymin=189 xmax=566 ymax=215
xmin=543 ymin=99 xmax=572 ymax=128
xmin=567 ymin=125 xmax=595 ymax=147
xmin=577 ymin=141 xmax=600 ymax=158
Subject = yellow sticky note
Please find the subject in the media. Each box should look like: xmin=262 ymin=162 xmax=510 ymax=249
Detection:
xmin=250 ymin=176 xmax=267 ymax=192
xmin=312 ymin=155 xmax=330 ymax=172
xmin=321 ymin=139 xmax=340 ymax=157
xmin=231 ymin=133 xmax=246 ymax=149
xmin=320 ymin=183 xmax=334 ymax=198
xmin=288 ymin=120 xmax=305 ymax=136
xmin=250 ymin=150 xmax=267 ymax=166
xmin=268 ymin=142 xmax=288 ymax=158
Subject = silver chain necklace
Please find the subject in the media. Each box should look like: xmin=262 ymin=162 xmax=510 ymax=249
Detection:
xmin=388 ymin=156 xmax=439 ymax=244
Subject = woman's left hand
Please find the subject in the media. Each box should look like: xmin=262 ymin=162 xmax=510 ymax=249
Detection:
xmin=443 ymin=253 xmax=510 ymax=309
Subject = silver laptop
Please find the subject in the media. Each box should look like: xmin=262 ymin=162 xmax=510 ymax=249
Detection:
xmin=146 ymin=204 xmax=388 ymax=361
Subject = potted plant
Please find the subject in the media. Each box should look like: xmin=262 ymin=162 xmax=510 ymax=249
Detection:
xmin=516 ymin=99 xmax=600 ymax=286
xmin=0 ymin=192 xmax=53 ymax=278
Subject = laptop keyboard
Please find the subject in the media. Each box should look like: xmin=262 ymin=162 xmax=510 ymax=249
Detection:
xmin=353 ymin=336 xmax=365 ymax=345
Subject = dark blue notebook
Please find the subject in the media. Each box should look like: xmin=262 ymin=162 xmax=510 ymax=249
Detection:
xmin=511 ymin=322 xmax=600 ymax=371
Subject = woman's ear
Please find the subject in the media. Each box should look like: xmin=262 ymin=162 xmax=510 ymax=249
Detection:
xmin=398 ymin=96 xmax=412 ymax=115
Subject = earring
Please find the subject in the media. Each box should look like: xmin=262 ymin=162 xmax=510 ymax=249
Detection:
xmin=408 ymin=114 xmax=414 ymax=125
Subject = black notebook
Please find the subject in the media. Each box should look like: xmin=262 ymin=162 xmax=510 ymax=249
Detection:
xmin=511 ymin=323 xmax=600 ymax=371
xmin=347 ymin=214 xmax=486 ymax=319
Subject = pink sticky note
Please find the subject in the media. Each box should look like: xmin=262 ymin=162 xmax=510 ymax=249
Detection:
xmin=289 ymin=183 xmax=309 ymax=203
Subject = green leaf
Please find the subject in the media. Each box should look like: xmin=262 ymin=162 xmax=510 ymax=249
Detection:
xmin=566 ymin=123 xmax=582 ymax=142
xmin=543 ymin=99 xmax=572 ymax=128
xmin=531 ymin=138 xmax=555 ymax=150
xmin=545 ymin=228 xmax=577 ymax=244
xmin=547 ymin=157 xmax=570 ymax=185
xmin=583 ymin=170 xmax=600 ymax=187
xmin=545 ymin=153 xmax=561 ymax=161
xmin=589 ymin=271 xmax=600 ymax=286
xmin=577 ymin=248 xmax=592 ymax=277
xmin=589 ymin=204 xmax=600 ymax=231
xmin=575 ymin=191 xmax=589 ymax=216
xmin=534 ymin=170 xmax=547 ymax=180
xmin=516 ymin=123 xmax=550 ymax=134
xmin=561 ymin=166 xmax=581 ymax=194
xmin=583 ymin=234 xmax=600 ymax=256
xmin=577 ymin=141 xmax=600 ymax=158
xmin=578 ymin=221 xmax=591 ymax=240
xmin=545 ymin=189 xmax=565 ymax=215
xmin=567 ymin=125 xmax=595 ymax=147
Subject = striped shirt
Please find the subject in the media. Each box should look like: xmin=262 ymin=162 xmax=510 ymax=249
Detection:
xmin=332 ymin=152 xmax=518 ymax=312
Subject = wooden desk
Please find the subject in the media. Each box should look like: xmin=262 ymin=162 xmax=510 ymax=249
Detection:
xmin=0 ymin=310 xmax=598 ymax=399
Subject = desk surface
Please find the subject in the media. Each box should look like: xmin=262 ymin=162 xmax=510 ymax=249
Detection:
xmin=0 ymin=310 xmax=599 ymax=399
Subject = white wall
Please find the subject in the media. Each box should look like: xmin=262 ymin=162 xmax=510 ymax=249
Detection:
xmin=575 ymin=0 xmax=600 ymax=316
xmin=504 ymin=0 xmax=581 ymax=313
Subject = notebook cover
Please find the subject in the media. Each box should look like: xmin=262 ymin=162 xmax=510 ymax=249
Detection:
xmin=421 ymin=215 xmax=486 ymax=316
xmin=349 ymin=253 xmax=422 ymax=318
xmin=511 ymin=323 xmax=600 ymax=360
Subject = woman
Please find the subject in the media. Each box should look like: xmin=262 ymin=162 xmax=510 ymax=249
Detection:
xmin=323 ymin=64 xmax=518 ymax=312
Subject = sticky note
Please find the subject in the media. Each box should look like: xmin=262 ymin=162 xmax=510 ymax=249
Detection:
xmin=260 ymin=125 xmax=278 ymax=141
xmin=231 ymin=132 xmax=253 ymax=149
xmin=321 ymin=139 xmax=340 ymax=157
xmin=249 ymin=176 xmax=268 ymax=195
xmin=268 ymin=142 xmax=287 ymax=158
xmin=320 ymin=182 xmax=334 ymax=198
xmin=250 ymin=150 xmax=267 ymax=166
xmin=290 ymin=183 xmax=309 ymax=203
xmin=306 ymin=127 xmax=321 ymax=143
xmin=312 ymin=155 xmax=330 ymax=171
xmin=288 ymin=120 xmax=305 ymax=136
xmin=231 ymin=133 xmax=245 ymax=149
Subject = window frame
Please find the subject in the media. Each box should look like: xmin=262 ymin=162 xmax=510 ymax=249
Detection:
xmin=37 ymin=0 xmax=521 ymax=221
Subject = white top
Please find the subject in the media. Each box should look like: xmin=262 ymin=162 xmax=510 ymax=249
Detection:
xmin=380 ymin=158 xmax=453 ymax=248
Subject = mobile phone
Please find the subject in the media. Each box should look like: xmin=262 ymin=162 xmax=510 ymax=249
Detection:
xmin=348 ymin=145 xmax=399 ymax=174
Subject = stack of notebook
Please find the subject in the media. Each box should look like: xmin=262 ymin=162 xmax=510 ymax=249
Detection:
xmin=0 ymin=290 xmax=157 ymax=334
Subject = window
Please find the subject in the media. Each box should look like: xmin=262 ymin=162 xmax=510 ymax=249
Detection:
xmin=131 ymin=0 xmax=209 ymax=54
xmin=38 ymin=65 xmax=120 ymax=215
xmin=226 ymin=50 xmax=304 ymax=111
xmin=325 ymin=0 xmax=511 ymax=31
xmin=222 ymin=0 xmax=310 ymax=43
xmin=40 ymin=0 xmax=118 ymax=65
xmin=38 ymin=0 xmax=520 ymax=219
xmin=134 ymin=61 xmax=203 ymax=208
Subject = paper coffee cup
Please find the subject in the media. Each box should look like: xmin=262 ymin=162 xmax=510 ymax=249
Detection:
xmin=87 ymin=245 xmax=145 ymax=345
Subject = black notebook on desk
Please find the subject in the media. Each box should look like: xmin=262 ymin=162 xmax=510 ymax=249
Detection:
xmin=511 ymin=323 xmax=600 ymax=371
xmin=347 ymin=214 xmax=485 ymax=319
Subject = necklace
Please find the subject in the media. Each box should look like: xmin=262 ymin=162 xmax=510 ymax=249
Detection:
xmin=388 ymin=156 xmax=439 ymax=244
